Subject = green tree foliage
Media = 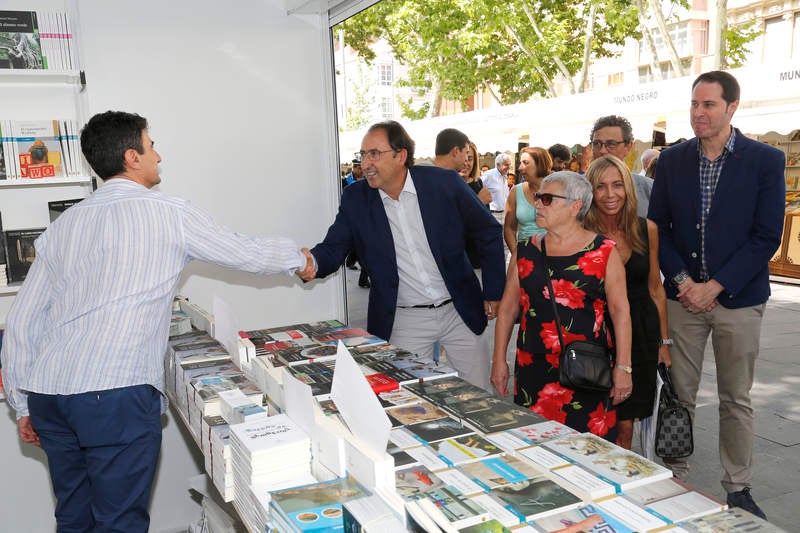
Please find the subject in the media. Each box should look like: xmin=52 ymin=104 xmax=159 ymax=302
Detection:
xmin=723 ymin=19 xmax=761 ymax=69
xmin=340 ymin=0 xmax=640 ymax=116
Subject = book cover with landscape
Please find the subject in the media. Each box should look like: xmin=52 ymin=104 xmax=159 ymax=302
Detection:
xmin=542 ymin=433 xmax=673 ymax=491
xmin=490 ymin=474 xmax=582 ymax=521
xmin=0 ymin=11 xmax=43 ymax=69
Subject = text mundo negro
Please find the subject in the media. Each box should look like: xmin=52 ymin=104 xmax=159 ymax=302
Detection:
xmin=613 ymin=91 xmax=659 ymax=105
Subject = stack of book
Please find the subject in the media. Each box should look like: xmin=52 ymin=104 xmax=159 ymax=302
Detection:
xmin=217 ymin=388 xmax=267 ymax=424
xmin=268 ymin=476 xmax=369 ymax=533
xmin=238 ymin=476 xmax=317 ymax=533
xmin=403 ymin=377 xmax=547 ymax=434
xmin=165 ymin=316 xmax=751 ymax=532
xmin=0 ymin=10 xmax=77 ymax=71
xmin=1 ymin=120 xmax=83 ymax=179
xmin=228 ymin=414 xmax=312 ymax=505
xmin=200 ymin=415 xmax=233 ymax=501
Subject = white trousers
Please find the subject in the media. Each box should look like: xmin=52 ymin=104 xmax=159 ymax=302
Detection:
xmin=390 ymin=303 xmax=491 ymax=391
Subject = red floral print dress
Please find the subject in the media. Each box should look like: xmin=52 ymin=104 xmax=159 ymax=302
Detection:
xmin=514 ymin=235 xmax=618 ymax=442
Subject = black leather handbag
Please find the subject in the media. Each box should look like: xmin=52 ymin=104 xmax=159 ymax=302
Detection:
xmin=541 ymin=240 xmax=613 ymax=393
xmin=655 ymin=363 xmax=694 ymax=459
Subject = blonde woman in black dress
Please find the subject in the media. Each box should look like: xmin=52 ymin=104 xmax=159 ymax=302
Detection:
xmin=583 ymin=155 xmax=671 ymax=449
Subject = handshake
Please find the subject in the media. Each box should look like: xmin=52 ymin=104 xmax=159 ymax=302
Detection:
xmin=296 ymin=248 xmax=317 ymax=282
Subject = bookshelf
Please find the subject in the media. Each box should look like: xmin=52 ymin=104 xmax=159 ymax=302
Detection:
xmin=0 ymin=3 xmax=93 ymax=315
xmin=760 ymin=132 xmax=800 ymax=279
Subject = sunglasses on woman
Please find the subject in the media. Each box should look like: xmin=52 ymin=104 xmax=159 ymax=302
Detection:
xmin=533 ymin=192 xmax=572 ymax=206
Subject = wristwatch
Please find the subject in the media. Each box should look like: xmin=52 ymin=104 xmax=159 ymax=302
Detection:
xmin=660 ymin=338 xmax=674 ymax=346
xmin=615 ymin=364 xmax=633 ymax=374
xmin=672 ymin=270 xmax=690 ymax=287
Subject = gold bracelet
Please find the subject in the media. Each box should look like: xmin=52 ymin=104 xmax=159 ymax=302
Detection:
xmin=615 ymin=364 xmax=633 ymax=374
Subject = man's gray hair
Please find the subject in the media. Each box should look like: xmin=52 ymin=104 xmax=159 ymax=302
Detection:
xmin=495 ymin=153 xmax=511 ymax=167
xmin=542 ymin=171 xmax=593 ymax=222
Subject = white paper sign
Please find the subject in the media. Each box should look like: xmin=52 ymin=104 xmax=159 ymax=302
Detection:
xmin=282 ymin=371 xmax=316 ymax=435
xmin=330 ymin=341 xmax=391 ymax=456
xmin=212 ymin=296 xmax=240 ymax=362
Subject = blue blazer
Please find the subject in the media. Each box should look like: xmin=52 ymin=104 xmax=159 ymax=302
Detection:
xmin=311 ymin=165 xmax=505 ymax=340
xmin=648 ymin=129 xmax=785 ymax=308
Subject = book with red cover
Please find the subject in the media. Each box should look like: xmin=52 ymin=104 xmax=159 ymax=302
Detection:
xmin=364 ymin=372 xmax=400 ymax=393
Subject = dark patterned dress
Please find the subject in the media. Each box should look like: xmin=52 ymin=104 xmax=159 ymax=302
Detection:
xmin=514 ymin=234 xmax=618 ymax=442
xmin=616 ymin=217 xmax=660 ymax=420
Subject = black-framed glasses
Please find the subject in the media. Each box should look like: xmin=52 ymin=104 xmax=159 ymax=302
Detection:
xmin=355 ymin=149 xmax=396 ymax=162
xmin=590 ymin=140 xmax=626 ymax=150
xmin=534 ymin=192 xmax=572 ymax=206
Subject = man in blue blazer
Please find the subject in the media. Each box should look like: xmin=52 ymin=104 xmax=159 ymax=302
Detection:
xmin=309 ymin=121 xmax=505 ymax=390
xmin=648 ymin=71 xmax=785 ymax=520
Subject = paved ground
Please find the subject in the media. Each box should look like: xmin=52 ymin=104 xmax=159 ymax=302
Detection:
xmin=345 ymin=268 xmax=800 ymax=528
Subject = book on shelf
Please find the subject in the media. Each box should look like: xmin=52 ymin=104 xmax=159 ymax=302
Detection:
xmin=0 ymin=11 xmax=43 ymax=70
xmin=395 ymin=464 xmax=448 ymax=501
xmin=4 ymin=227 xmax=44 ymax=283
xmin=414 ymin=485 xmax=489 ymax=532
xmin=427 ymin=434 xmax=503 ymax=467
xmin=387 ymin=401 xmax=450 ymax=426
xmin=48 ymin=198 xmax=83 ymax=222
xmin=531 ymin=503 xmax=638 ymax=533
xmin=405 ymin=500 xmax=445 ymax=533
xmin=14 ymin=120 xmax=64 ymax=178
xmin=488 ymin=473 xmax=583 ymax=522
xmin=622 ymin=477 xmax=727 ymax=523
xmin=312 ymin=326 xmax=387 ymax=349
xmin=592 ymin=495 xmax=668 ymax=532
xmin=342 ymin=493 xmax=406 ymax=532
xmin=457 ymin=518 xmax=512 ymax=532
xmin=677 ymin=507 xmax=785 ymax=532
xmin=269 ymin=476 xmax=369 ymax=533
xmin=541 ymin=432 xmax=673 ymax=492
xmin=363 ymin=372 xmax=400 ymax=393
xmin=404 ymin=416 xmax=475 ymax=445
xmin=456 ymin=454 xmax=546 ymax=493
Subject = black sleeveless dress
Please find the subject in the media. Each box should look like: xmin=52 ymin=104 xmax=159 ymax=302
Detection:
xmin=616 ymin=217 xmax=660 ymax=420
xmin=514 ymin=234 xmax=618 ymax=442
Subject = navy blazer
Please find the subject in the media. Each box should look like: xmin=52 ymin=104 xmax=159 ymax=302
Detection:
xmin=311 ymin=165 xmax=505 ymax=340
xmin=648 ymin=129 xmax=785 ymax=308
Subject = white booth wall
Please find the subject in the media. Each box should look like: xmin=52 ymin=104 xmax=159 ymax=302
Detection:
xmin=0 ymin=0 xmax=344 ymax=531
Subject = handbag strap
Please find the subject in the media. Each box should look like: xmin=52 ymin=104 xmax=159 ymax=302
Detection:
xmin=540 ymin=238 xmax=567 ymax=354
xmin=658 ymin=362 xmax=678 ymax=403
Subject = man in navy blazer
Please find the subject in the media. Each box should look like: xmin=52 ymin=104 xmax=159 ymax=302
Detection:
xmin=648 ymin=71 xmax=785 ymax=519
xmin=309 ymin=121 xmax=505 ymax=390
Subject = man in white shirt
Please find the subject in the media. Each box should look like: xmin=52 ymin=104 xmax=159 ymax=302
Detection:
xmin=481 ymin=153 xmax=512 ymax=260
xmin=0 ymin=111 xmax=315 ymax=532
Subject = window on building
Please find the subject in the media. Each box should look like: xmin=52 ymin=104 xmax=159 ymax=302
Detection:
xmin=793 ymin=12 xmax=800 ymax=58
xmin=380 ymin=97 xmax=393 ymax=119
xmin=607 ymin=72 xmax=624 ymax=86
xmin=638 ymin=21 xmax=692 ymax=62
xmin=379 ymin=64 xmax=393 ymax=86
xmin=764 ymin=15 xmax=791 ymax=63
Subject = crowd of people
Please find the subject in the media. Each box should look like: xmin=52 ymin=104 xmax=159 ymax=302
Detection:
xmin=332 ymin=70 xmax=782 ymax=521
xmin=0 ymin=69 xmax=784 ymax=530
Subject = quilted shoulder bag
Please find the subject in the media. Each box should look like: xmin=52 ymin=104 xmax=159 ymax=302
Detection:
xmin=655 ymin=362 xmax=694 ymax=459
xmin=541 ymin=239 xmax=613 ymax=393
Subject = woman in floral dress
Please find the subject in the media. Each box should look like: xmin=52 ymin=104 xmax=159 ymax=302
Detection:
xmin=491 ymin=171 xmax=633 ymax=442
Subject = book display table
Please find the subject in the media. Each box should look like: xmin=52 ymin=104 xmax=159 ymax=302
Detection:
xmin=165 ymin=302 xmax=784 ymax=533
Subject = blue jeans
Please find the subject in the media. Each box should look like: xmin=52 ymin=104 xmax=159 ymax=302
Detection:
xmin=29 ymin=384 xmax=162 ymax=533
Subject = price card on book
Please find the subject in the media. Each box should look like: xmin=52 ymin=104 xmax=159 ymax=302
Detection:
xmin=331 ymin=341 xmax=391 ymax=456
